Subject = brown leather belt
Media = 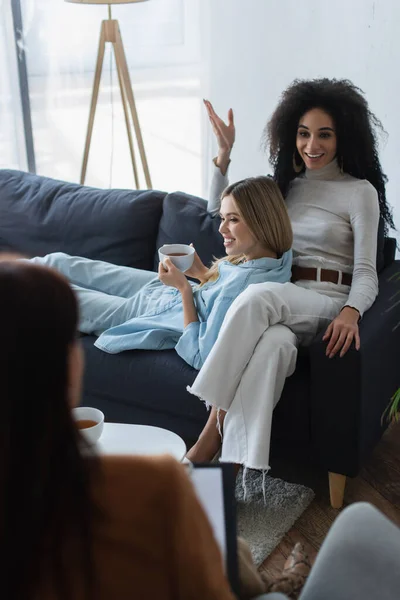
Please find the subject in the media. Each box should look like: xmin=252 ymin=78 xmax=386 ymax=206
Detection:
xmin=291 ymin=266 xmax=352 ymax=286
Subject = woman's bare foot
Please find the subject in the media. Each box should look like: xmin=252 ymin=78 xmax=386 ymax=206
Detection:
xmin=186 ymin=407 xmax=225 ymax=462
xmin=186 ymin=434 xmax=222 ymax=462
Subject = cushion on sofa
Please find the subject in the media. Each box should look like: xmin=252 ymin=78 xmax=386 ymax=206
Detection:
xmin=0 ymin=169 xmax=166 ymax=269
xmin=154 ymin=191 xmax=226 ymax=270
xmin=80 ymin=336 xmax=209 ymax=443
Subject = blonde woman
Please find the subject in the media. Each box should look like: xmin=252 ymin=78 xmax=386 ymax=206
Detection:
xmin=29 ymin=176 xmax=293 ymax=369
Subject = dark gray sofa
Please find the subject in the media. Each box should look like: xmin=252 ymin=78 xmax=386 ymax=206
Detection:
xmin=1 ymin=168 xmax=399 ymax=506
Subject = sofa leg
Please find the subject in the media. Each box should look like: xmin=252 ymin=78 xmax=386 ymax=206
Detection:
xmin=328 ymin=472 xmax=346 ymax=509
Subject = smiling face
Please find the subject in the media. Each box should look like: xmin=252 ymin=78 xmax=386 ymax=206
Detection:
xmin=296 ymin=108 xmax=337 ymax=170
xmin=219 ymin=194 xmax=272 ymax=261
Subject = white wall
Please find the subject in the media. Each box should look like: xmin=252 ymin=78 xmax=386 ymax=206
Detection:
xmin=203 ymin=0 xmax=400 ymax=237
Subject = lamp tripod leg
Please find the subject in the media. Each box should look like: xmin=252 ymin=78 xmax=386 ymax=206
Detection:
xmin=80 ymin=22 xmax=107 ymax=185
xmin=114 ymin=47 xmax=140 ymax=189
xmin=113 ymin=25 xmax=152 ymax=189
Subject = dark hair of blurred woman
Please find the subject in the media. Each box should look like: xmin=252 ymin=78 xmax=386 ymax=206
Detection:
xmin=0 ymin=259 xmax=97 ymax=600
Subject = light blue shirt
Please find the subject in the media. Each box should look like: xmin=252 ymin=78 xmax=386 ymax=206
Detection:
xmin=95 ymin=251 xmax=292 ymax=369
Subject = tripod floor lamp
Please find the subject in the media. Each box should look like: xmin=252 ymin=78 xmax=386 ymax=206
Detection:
xmin=66 ymin=0 xmax=152 ymax=189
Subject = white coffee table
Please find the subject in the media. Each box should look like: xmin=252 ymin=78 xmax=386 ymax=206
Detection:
xmin=95 ymin=422 xmax=187 ymax=462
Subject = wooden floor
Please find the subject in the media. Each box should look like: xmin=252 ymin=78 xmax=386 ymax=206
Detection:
xmin=259 ymin=420 xmax=400 ymax=578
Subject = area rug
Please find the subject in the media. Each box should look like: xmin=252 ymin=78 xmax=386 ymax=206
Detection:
xmin=235 ymin=469 xmax=315 ymax=566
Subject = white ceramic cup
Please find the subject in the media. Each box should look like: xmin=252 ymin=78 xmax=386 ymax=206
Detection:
xmin=72 ymin=407 xmax=105 ymax=445
xmin=158 ymin=244 xmax=195 ymax=273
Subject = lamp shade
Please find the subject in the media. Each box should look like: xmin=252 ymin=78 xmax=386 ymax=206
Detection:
xmin=65 ymin=0 xmax=147 ymax=4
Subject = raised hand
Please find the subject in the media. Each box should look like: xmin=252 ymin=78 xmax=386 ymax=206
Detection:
xmin=203 ymin=100 xmax=235 ymax=175
xmin=203 ymin=99 xmax=235 ymax=154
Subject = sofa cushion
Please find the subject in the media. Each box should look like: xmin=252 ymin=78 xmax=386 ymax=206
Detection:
xmin=0 ymin=169 xmax=166 ymax=270
xmin=154 ymin=191 xmax=225 ymax=270
xmin=80 ymin=336 xmax=209 ymax=443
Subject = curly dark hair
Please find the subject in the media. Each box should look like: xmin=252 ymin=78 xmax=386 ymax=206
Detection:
xmin=263 ymin=78 xmax=395 ymax=234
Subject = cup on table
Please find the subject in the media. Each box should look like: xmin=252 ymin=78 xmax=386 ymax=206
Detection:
xmin=158 ymin=243 xmax=195 ymax=273
xmin=72 ymin=406 xmax=104 ymax=445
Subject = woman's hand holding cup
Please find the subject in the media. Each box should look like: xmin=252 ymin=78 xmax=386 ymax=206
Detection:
xmin=158 ymin=244 xmax=194 ymax=292
xmin=184 ymin=244 xmax=208 ymax=284
xmin=158 ymin=243 xmax=208 ymax=287
xmin=158 ymin=258 xmax=190 ymax=292
xmin=158 ymin=244 xmax=194 ymax=273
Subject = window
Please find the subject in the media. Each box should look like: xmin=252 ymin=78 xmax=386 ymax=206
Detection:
xmin=5 ymin=0 xmax=204 ymax=195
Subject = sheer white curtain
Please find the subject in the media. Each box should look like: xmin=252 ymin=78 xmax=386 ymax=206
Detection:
xmin=8 ymin=0 xmax=205 ymax=195
xmin=0 ymin=0 xmax=27 ymax=170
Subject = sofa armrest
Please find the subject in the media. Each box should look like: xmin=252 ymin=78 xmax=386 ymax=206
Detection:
xmin=308 ymin=260 xmax=400 ymax=476
xmin=383 ymin=236 xmax=397 ymax=268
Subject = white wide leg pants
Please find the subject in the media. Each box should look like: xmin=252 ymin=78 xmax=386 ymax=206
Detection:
xmin=188 ymin=281 xmax=347 ymax=471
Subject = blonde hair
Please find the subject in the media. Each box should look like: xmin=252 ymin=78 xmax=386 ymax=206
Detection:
xmin=202 ymin=176 xmax=292 ymax=285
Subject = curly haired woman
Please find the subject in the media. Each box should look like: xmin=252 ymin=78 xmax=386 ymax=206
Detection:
xmin=186 ymin=79 xmax=395 ymax=483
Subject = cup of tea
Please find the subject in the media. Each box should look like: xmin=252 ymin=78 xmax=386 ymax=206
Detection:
xmin=72 ymin=407 xmax=104 ymax=445
xmin=158 ymin=244 xmax=195 ymax=273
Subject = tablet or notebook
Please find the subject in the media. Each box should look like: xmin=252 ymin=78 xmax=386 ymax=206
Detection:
xmin=189 ymin=462 xmax=239 ymax=596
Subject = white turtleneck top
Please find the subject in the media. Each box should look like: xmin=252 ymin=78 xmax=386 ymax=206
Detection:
xmin=209 ymin=159 xmax=379 ymax=316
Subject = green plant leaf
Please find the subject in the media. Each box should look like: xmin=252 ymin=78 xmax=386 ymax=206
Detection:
xmin=382 ymin=388 xmax=400 ymax=424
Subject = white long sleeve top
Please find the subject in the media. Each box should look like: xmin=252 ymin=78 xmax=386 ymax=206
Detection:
xmin=209 ymin=159 xmax=379 ymax=316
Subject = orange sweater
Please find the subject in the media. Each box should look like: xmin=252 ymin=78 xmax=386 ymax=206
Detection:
xmin=42 ymin=454 xmax=235 ymax=600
